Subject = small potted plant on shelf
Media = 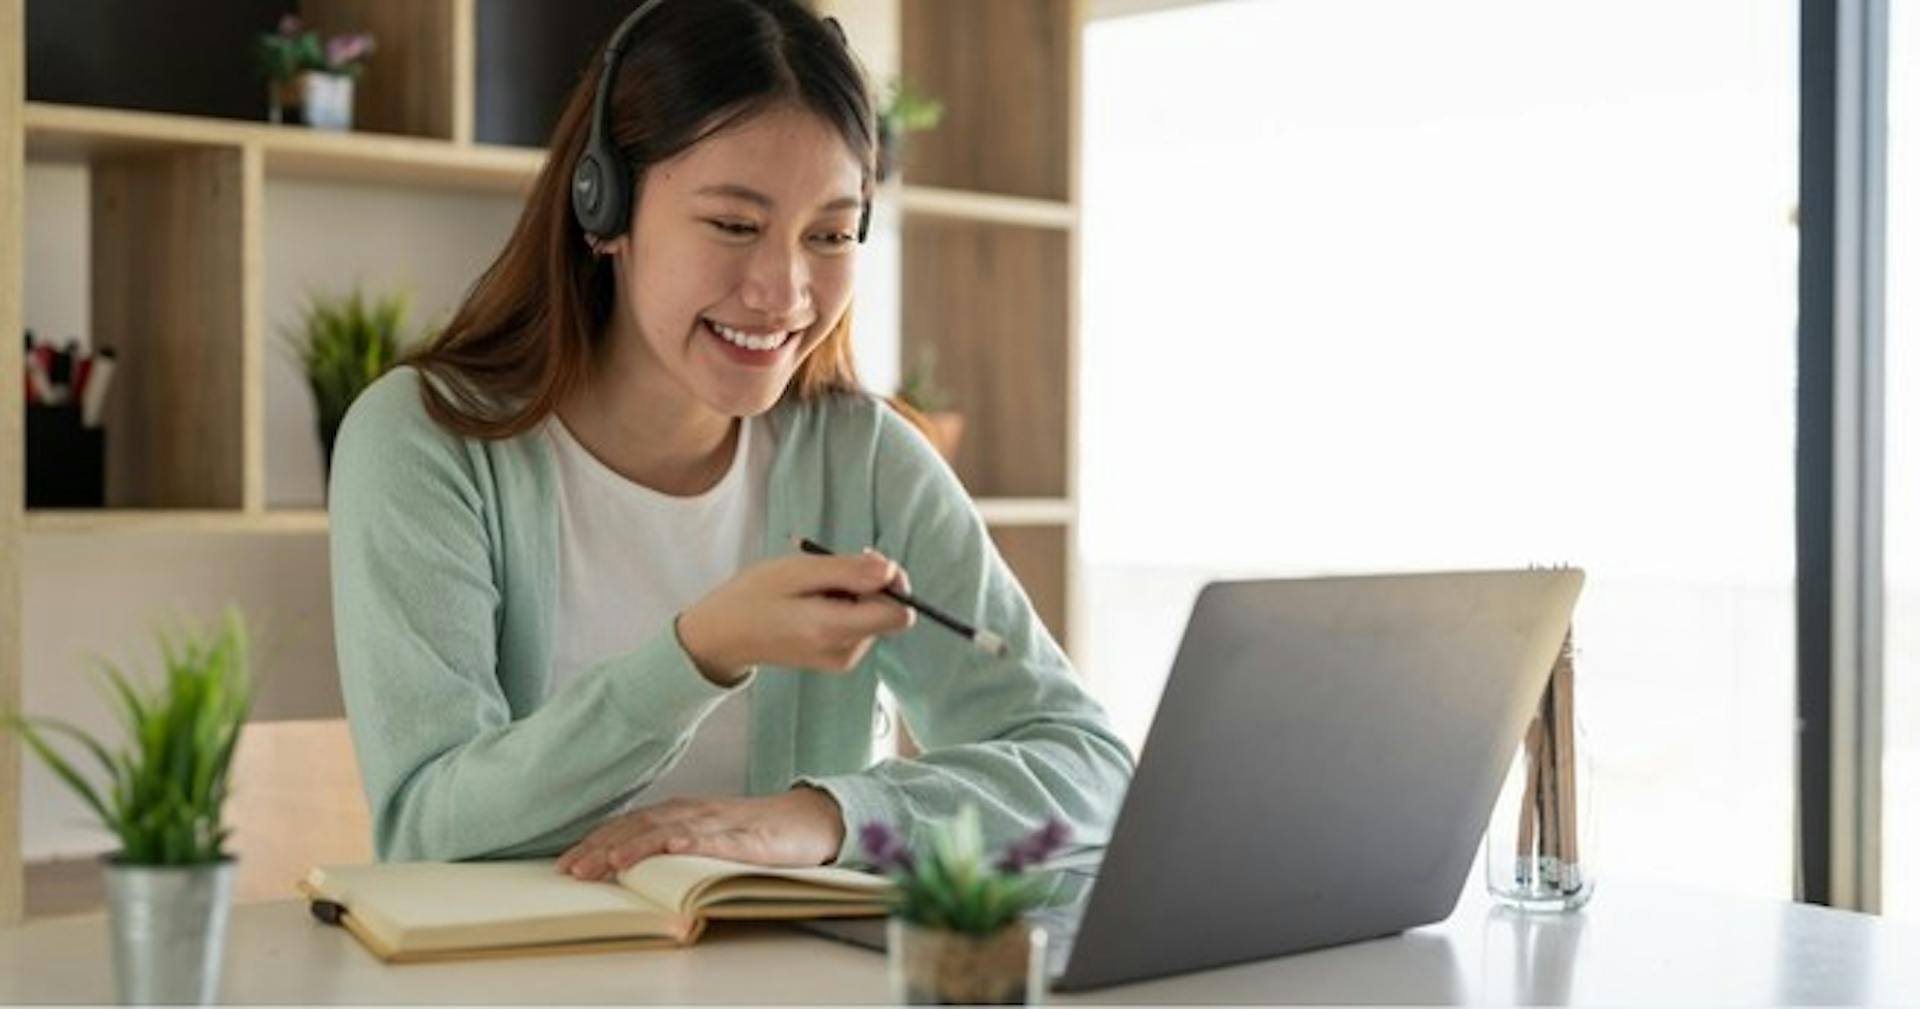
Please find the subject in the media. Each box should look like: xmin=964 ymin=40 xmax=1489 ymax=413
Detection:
xmin=878 ymin=76 xmax=945 ymax=184
xmin=889 ymin=346 xmax=964 ymax=462
xmin=256 ymin=14 xmax=376 ymax=131
xmin=862 ymin=807 xmax=1070 ymax=1005
xmin=285 ymin=287 xmax=408 ymax=484
xmin=1 ymin=609 xmax=253 ymax=1006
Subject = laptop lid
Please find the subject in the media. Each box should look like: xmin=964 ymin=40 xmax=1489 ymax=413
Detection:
xmin=1055 ymin=568 xmax=1583 ymax=991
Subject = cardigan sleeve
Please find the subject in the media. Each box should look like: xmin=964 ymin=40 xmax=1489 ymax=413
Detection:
xmin=793 ymin=402 xmax=1135 ymax=864
xmin=328 ymin=372 xmax=747 ymax=862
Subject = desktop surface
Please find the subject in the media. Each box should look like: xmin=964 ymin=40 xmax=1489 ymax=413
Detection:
xmin=4 ymin=876 xmax=1919 ymax=1004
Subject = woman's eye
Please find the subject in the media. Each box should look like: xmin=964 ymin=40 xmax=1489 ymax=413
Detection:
xmin=812 ymin=231 xmax=856 ymax=249
xmin=707 ymin=219 xmax=759 ymax=237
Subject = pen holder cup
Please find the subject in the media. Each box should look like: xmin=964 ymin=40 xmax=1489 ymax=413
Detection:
xmin=1485 ymin=709 xmax=1594 ymax=913
xmin=25 ymin=403 xmax=106 ymax=508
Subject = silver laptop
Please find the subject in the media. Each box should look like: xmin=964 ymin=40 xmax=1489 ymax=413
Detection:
xmin=801 ymin=568 xmax=1584 ymax=992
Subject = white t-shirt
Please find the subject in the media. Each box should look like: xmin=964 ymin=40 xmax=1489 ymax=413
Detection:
xmin=543 ymin=412 xmax=774 ymax=806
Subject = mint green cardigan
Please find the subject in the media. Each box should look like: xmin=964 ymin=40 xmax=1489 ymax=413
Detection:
xmin=327 ymin=368 xmax=1133 ymax=865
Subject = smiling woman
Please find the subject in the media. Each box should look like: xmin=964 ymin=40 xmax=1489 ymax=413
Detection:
xmin=324 ymin=0 xmax=1132 ymax=878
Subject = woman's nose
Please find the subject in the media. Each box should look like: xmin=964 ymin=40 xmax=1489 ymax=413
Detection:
xmin=739 ymin=242 xmax=808 ymax=318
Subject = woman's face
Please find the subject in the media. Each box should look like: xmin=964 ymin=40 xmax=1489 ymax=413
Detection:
xmin=606 ymin=102 xmax=866 ymax=419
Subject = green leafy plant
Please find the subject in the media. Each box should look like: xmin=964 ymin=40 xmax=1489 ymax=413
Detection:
xmin=881 ymin=77 xmax=946 ymax=134
xmin=876 ymin=77 xmax=945 ymax=183
xmin=894 ymin=346 xmax=953 ymax=414
xmin=287 ymin=286 xmax=408 ymax=465
xmin=256 ymin=15 xmax=377 ymax=83
xmin=861 ymin=806 xmax=1070 ymax=935
xmin=1 ymin=609 xmax=252 ymax=866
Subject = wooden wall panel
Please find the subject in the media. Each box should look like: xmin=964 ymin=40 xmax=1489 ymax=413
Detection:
xmin=303 ymin=0 xmax=459 ymax=140
xmin=900 ymin=0 xmax=1073 ymax=200
xmin=92 ymin=148 xmax=248 ymax=508
xmin=1 ymin=0 xmax=24 ymax=929
xmin=902 ymin=217 xmax=1069 ymax=498
xmin=992 ymin=524 xmax=1068 ymax=654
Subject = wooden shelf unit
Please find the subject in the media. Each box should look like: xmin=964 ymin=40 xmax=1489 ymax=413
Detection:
xmin=2 ymin=0 xmax=1087 ymax=924
xmin=895 ymin=0 xmax=1084 ymax=656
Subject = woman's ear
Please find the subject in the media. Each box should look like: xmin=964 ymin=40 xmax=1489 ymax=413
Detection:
xmin=584 ymin=233 xmax=630 ymax=257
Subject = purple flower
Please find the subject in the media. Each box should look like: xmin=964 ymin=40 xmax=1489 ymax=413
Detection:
xmin=326 ymin=33 xmax=376 ymax=71
xmin=859 ymin=821 xmax=916 ymax=873
xmin=995 ymin=819 xmax=1070 ymax=873
xmin=276 ymin=13 xmax=303 ymax=36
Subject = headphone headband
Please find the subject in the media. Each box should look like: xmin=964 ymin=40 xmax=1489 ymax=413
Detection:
xmin=571 ymin=0 xmax=873 ymax=243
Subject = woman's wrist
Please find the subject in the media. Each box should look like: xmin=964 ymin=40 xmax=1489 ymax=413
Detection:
xmin=675 ymin=606 xmax=752 ymax=687
xmin=787 ymin=784 xmax=847 ymax=865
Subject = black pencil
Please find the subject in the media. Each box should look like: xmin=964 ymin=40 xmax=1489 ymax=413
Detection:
xmin=791 ymin=536 xmax=1009 ymax=657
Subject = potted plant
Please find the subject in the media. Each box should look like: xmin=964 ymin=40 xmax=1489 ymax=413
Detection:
xmin=1 ymin=609 xmax=253 ymax=1005
xmin=285 ymin=287 xmax=407 ymax=482
xmin=877 ymin=77 xmax=945 ymax=184
xmin=862 ymin=807 xmax=1070 ymax=1005
xmin=256 ymin=14 xmax=376 ymax=130
xmin=889 ymin=346 xmax=965 ymax=462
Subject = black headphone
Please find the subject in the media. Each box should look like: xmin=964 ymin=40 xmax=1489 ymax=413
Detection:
xmin=571 ymin=0 xmax=873 ymax=244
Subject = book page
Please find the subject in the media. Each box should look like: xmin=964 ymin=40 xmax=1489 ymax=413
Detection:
xmin=616 ymin=854 xmax=892 ymax=915
xmin=308 ymin=860 xmax=691 ymax=955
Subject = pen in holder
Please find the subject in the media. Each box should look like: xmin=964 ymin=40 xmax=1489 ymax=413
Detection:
xmin=1485 ymin=627 xmax=1594 ymax=912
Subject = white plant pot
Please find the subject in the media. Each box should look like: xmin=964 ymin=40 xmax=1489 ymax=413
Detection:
xmin=301 ymin=72 xmax=356 ymax=131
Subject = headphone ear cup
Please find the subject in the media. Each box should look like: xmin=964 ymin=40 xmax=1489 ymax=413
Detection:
xmin=572 ymin=149 xmax=632 ymax=239
xmin=571 ymin=153 xmax=606 ymax=232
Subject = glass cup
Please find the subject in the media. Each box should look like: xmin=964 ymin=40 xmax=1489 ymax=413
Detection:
xmin=1485 ymin=715 xmax=1595 ymax=912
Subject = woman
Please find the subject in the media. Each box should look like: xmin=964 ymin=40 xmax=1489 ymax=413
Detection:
xmin=328 ymin=0 xmax=1131 ymax=880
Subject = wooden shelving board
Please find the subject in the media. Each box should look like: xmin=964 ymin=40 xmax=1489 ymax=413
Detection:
xmin=25 ymin=500 xmax=1072 ymax=537
xmin=25 ymin=509 xmax=330 ymax=536
xmin=24 ymin=103 xmax=1078 ymax=227
xmin=24 ymin=102 xmax=542 ymax=194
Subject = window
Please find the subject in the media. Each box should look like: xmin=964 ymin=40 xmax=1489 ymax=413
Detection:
xmin=1882 ymin=0 xmax=1917 ymax=921
xmin=1082 ymin=0 xmax=1799 ymax=898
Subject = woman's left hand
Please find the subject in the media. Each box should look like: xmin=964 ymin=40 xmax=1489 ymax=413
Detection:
xmin=555 ymin=787 xmax=846 ymax=881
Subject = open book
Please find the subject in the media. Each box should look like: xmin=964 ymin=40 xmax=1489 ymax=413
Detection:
xmin=301 ymin=855 xmax=893 ymax=963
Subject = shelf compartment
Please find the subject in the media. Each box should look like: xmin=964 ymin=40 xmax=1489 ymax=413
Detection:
xmin=301 ymin=0 xmax=467 ymax=142
xmin=92 ymin=147 xmax=248 ymax=508
xmin=904 ymin=217 xmax=1070 ymax=498
xmin=902 ymin=0 xmax=1075 ymax=202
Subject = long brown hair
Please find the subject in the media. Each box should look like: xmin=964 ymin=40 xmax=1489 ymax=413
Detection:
xmin=406 ymin=0 xmax=877 ymax=439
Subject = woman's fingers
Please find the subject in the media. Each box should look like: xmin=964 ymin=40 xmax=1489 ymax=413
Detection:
xmin=781 ymin=551 xmax=900 ymax=597
xmin=557 ymin=800 xmax=710 ymax=876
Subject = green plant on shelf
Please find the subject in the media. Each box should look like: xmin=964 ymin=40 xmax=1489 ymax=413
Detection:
xmin=877 ymin=77 xmax=945 ymax=184
xmin=894 ymin=346 xmax=953 ymax=414
xmin=286 ymin=286 xmax=408 ymax=473
xmin=255 ymin=15 xmax=376 ymax=84
xmin=1 ymin=608 xmax=252 ymax=866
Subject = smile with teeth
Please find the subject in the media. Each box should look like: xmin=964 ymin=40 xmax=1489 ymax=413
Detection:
xmin=705 ymin=318 xmax=799 ymax=353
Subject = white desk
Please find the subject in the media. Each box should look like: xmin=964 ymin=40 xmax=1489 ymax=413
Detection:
xmin=3 ymin=878 xmax=1919 ymax=1004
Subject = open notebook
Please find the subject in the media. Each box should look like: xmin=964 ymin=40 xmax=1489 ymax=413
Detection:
xmin=301 ymin=856 xmax=893 ymax=963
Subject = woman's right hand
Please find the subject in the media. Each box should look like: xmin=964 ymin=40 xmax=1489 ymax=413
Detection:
xmin=675 ymin=549 xmax=915 ymax=686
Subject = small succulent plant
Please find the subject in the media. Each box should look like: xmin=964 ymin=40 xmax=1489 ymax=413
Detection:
xmin=861 ymin=806 xmax=1071 ymax=935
